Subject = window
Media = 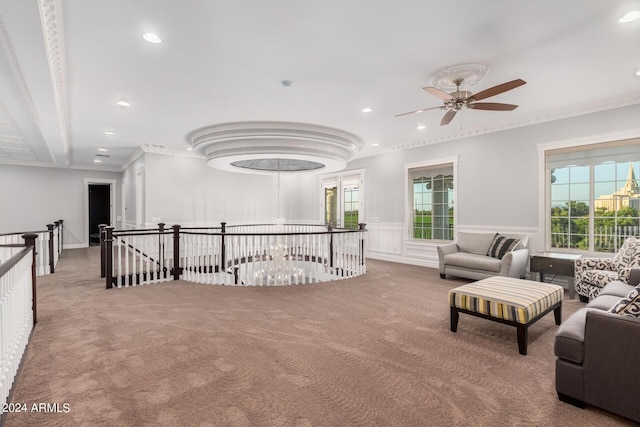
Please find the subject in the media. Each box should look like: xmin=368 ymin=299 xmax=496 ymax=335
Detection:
xmin=321 ymin=171 xmax=363 ymax=229
xmin=546 ymin=139 xmax=640 ymax=252
xmin=408 ymin=162 xmax=455 ymax=240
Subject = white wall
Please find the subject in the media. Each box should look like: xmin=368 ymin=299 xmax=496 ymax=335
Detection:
xmin=0 ymin=164 xmax=121 ymax=247
xmin=347 ymin=103 xmax=640 ymax=267
xmin=138 ymin=153 xmax=320 ymax=226
xmin=122 ymin=153 xmax=145 ymax=227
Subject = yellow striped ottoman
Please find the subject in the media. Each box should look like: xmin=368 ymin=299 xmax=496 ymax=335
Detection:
xmin=449 ymin=276 xmax=563 ymax=355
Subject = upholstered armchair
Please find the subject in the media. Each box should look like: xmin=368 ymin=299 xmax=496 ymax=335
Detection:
xmin=574 ymin=237 xmax=640 ymax=302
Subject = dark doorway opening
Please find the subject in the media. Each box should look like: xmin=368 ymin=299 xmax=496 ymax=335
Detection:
xmin=89 ymin=184 xmax=111 ymax=246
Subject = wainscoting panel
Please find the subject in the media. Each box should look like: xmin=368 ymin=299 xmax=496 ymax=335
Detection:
xmin=364 ymin=223 xmax=542 ymax=270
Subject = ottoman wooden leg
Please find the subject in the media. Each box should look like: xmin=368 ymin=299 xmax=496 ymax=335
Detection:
xmin=516 ymin=324 xmax=528 ymax=355
xmin=450 ymin=306 xmax=459 ymax=332
xmin=554 ymin=305 xmax=562 ymax=325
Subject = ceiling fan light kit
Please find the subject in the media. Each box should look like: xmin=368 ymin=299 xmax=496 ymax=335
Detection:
xmin=396 ymin=71 xmax=526 ymax=126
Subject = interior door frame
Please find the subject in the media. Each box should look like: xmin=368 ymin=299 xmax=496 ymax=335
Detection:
xmin=84 ymin=178 xmax=116 ymax=248
xmin=319 ymin=168 xmax=365 ymax=228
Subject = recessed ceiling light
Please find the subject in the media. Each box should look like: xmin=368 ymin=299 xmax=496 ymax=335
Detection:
xmin=635 ymin=69 xmax=640 ymax=76
xmin=94 ymin=159 xmax=102 ymax=163
xmin=186 ymin=147 xmax=193 ymax=151
xmin=362 ymin=107 xmax=373 ymax=113
xmin=104 ymin=130 xmax=116 ymax=136
xmin=618 ymin=11 xmax=640 ymax=23
xmin=417 ymin=125 xmax=426 ymax=130
xmin=98 ymin=148 xmax=108 ymax=152
xmin=372 ymin=143 xmax=380 ymax=147
xmin=142 ymin=32 xmax=162 ymax=43
xmin=116 ymin=100 xmax=130 ymax=107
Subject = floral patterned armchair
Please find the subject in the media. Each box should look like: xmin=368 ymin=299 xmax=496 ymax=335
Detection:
xmin=575 ymin=237 xmax=640 ymax=301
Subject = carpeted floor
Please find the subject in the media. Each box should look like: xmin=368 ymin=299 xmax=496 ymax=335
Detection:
xmin=4 ymin=247 xmax=634 ymax=426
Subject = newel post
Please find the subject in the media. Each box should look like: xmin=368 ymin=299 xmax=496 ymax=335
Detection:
xmin=105 ymin=227 xmax=114 ymax=289
xmin=98 ymin=224 xmax=107 ymax=278
xmin=47 ymin=223 xmax=55 ymax=274
xmin=58 ymin=219 xmax=64 ymax=253
xmin=22 ymin=233 xmax=38 ymax=325
xmin=358 ymin=223 xmax=367 ymax=265
xmin=158 ymin=223 xmax=165 ymax=276
xmin=327 ymin=223 xmax=334 ymax=268
xmin=220 ymin=222 xmax=227 ymax=272
xmin=172 ymin=225 xmax=181 ymax=280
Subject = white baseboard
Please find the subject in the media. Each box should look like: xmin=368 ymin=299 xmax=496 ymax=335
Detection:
xmin=63 ymin=243 xmax=87 ymax=249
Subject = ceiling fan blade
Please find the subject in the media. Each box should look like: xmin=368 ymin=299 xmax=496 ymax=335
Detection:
xmin=394 ymin=106 xmax=444 ymax=117
xmin=470 ymin=79 xmax=526 ymax=101
xmin=423 ymin=86 xmax=454 ymax=100
xmin=469 ymin=102 xmax=519 ymax=111
xmin=440 ymin=110 xmax=457 ymax=126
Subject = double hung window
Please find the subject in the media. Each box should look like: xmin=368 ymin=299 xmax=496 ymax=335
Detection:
xmin=546 ymin=139 xmax=640 ymax=252
xmin=408 ymin=162 xmax=455 ymax=240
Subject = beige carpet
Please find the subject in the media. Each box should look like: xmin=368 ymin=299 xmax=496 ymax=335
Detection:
xmin=4 ymin=247 xmax=634 ymax=426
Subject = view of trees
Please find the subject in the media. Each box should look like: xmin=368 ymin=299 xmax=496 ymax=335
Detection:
xmin=413 ymin=209 xmax=454 ymax=239
xmin=550 ymin=202 xmax=640 ymax=252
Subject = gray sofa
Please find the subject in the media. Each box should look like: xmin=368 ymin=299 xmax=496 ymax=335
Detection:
xmin=437 ymin=231 xmax=530 ymax=281
xmin=554 ymin=268 xmax=640 ymax=422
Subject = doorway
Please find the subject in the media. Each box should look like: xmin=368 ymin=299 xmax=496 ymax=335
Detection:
xmin=88 ymin=184 xmax=111 ymax=245
xmin=320 ymin=171 xmax=364 ymax=229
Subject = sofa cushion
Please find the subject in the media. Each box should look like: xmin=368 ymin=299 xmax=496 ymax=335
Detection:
xmin=586 ymin=294 xmax=622 ymax=310
xmin=443 ymin=252 xmax=502 ymax=273
xmin=486 ymin=233 xmax=520 ymax=259
xmin=554 ymin=308 xmax=589 ymax=364
xmin=599 ymin=281 xmax=636 ymax=298
xmin=456 ymin=232 xmax=495 ymax=255
xmin=609 ymin=285 xmax=640 ymax=318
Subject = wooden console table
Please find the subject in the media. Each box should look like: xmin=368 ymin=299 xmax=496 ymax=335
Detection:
xmin=530 ymin=252 xmax=582 ymax=299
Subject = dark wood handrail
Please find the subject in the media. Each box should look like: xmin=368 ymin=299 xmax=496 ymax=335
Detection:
xmin=0 ymin=246 xmax=31 ymax=277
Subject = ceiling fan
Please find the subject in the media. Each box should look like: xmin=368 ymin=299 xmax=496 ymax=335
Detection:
xmin=396 ymin=78 xmax=526 ymax=126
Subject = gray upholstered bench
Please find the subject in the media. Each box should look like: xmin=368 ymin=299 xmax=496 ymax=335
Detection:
xmin=449 ymin=277 xmax=564 ymax=355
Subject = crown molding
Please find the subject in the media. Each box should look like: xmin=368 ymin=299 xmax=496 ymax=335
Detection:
xmin=38 ymin=0 xmax=70 ymax=167
xmin=357 ymin=95 xmax=640 ymax=159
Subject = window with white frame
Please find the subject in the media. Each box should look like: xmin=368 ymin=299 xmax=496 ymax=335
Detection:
xmin=546 ymin=139 xmax=640 ymax=253
xmin=407 ymin=162 xmax=455 ymax=240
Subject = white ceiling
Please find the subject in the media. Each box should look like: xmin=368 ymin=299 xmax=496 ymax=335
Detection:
xmin=1 ymin=0 xmax=640 ymax=172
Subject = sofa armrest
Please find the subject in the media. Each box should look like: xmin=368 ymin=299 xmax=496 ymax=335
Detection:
xmin=499 ymin=248 xmax=529 ymax=278
xmin=437 ymin=243 xmax=459 ymax=274
xmin=583 ymin=310 xmax=640 ymax=421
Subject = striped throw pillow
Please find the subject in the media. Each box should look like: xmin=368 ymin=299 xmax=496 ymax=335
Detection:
xmin=486 ymin=233 xmax=520 ymax=260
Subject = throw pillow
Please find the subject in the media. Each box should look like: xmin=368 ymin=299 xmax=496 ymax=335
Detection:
xmin=609 ymin=285 xmax=640 ymax=318
xmin=486 ymin=233 xmax=520 ymax=260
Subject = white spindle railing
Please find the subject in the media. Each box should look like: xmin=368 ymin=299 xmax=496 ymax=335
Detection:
xmin=0 ymin=247 xmax=34 ymax=408
xmin=106 ymin=224 xmax=367 ymax=288
xmin=0 ymin=225 xmax=62 ymax=276
xmin=111 ymin=231 xmax=173 ymax=288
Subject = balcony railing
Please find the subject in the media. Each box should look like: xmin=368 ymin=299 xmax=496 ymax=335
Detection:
xmin=100 ymin=222 xmax=367 ymax=289
xmin=0 ymin=220 xmax=63 ymax=275
xmin=550 ymin=224 xmax=640 ymax=252
xmin=0 ymin=234 xmax=38 ymax=413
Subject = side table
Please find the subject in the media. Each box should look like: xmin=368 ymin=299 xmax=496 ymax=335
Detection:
xmin=530 ymin=252 xmax=582 ymax=299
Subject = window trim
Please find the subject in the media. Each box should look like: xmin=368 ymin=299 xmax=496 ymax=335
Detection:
xmin=538 ymin=129 xmax=640 ymax=254
xmin=404 ymin=156 xmax=458 ymax=242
